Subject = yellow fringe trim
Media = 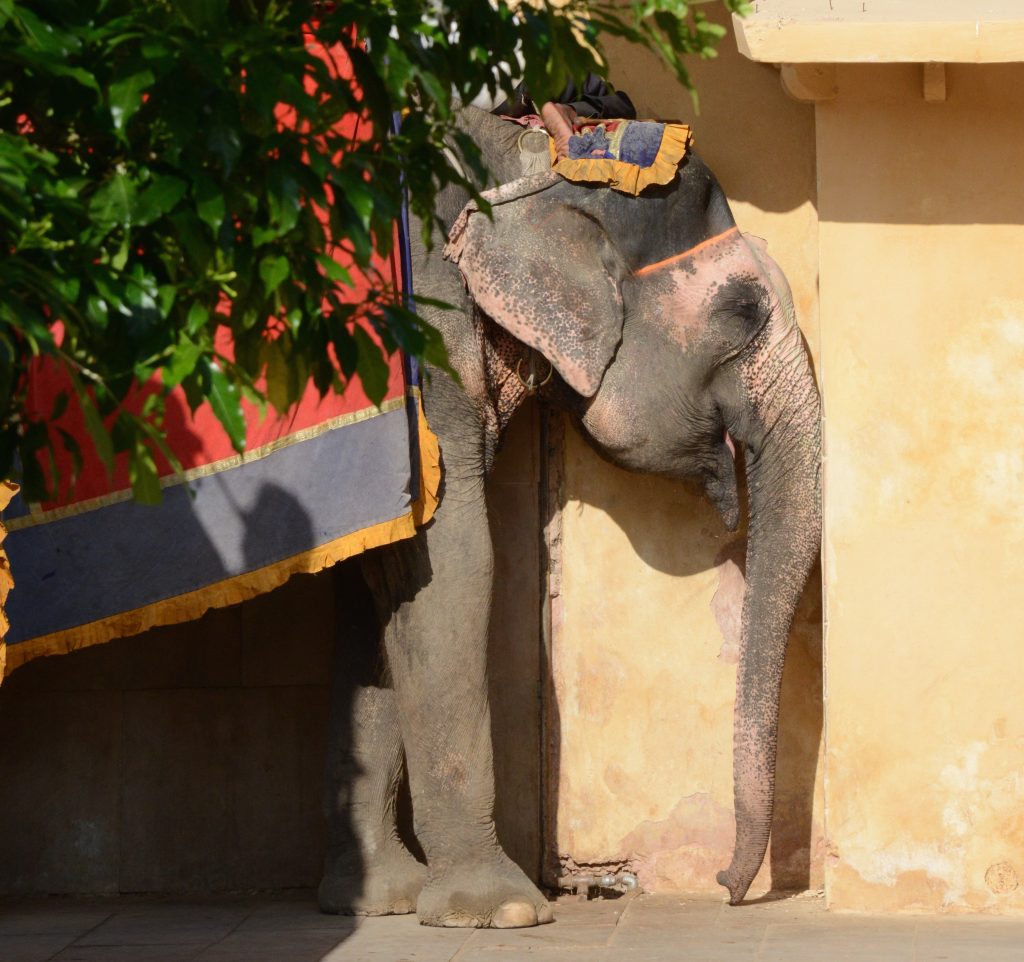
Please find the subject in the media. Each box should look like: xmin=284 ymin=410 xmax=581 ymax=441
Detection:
xmin=0 ymin=480 xmax=19 ymax=680
xmin=0 ymin=397 xmax=441 ymax=680
xmin=550 ymin=122 xmax=692 ymax=196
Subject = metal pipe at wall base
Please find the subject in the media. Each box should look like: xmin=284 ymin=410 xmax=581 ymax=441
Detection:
xmin=557 ymin=871 xmax=639 ymax=897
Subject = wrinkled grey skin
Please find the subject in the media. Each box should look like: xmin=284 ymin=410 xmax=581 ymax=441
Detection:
xmin=319 ymin=106 xmax=821 ymax=927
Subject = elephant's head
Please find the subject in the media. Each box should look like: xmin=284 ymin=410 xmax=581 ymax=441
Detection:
xmin=445 ymin=157 xmax=822 ymax=904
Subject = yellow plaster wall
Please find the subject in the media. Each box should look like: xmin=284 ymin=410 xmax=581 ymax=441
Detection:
xmin=549 ymin=21 xmax=824 ymax=895
xmin=819 ymin=63 xmax=1024 ymax=914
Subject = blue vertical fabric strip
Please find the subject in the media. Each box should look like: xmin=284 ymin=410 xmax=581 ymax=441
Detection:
xmin=394 ymin=109 xmax=422 ymax=504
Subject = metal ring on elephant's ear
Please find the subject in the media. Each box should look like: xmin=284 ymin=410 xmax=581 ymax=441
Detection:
xmin=516 ymin=356 xmax=554 ymax=394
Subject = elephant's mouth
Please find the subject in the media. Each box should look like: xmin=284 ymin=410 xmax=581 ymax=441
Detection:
xmin=703 ymin=430 xmax=740 ymax=532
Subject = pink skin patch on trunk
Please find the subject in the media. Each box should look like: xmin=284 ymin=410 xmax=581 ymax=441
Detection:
xmin=712 ymin=540 xmax=747 ymax=664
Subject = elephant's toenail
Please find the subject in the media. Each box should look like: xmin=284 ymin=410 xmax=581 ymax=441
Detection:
xmin=492 ymin=900 xmax=540 ymax=928
xmin=440 ymin=912 xmax=480 ymax=928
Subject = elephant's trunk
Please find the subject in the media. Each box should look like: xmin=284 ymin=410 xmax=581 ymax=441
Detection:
xmin=716 ymin=316 xmax=821 ymax=905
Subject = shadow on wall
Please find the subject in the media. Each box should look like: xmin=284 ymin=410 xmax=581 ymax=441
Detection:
xmin=543 ymin=413 xmax=823 ymax=897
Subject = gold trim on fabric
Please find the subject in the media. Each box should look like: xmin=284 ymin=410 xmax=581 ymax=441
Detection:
xmin=1 ymin=396 xmax=442 ymax=679
xmin=550 ymin=122 xmax=692 ymax=196
xmin=7 ymin=396 xmax=407 ymax=532
xmin=0 ymin=481 xmax=22 ymax=683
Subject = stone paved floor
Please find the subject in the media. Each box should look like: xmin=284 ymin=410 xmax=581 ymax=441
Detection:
xmin=1 ymin=891 xmax=1023 ymax=961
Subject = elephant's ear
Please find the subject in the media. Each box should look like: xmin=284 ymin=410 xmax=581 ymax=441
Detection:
xmin=445 ymin=177 xmax=625 ymax=397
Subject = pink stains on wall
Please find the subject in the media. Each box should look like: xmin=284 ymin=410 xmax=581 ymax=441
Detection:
xmin=617 ymin=792 xmax=736 ymax=893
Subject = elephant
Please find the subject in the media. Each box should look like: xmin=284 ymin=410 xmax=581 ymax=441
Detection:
xmin=317 ymin=104 xmax=821 ymax=927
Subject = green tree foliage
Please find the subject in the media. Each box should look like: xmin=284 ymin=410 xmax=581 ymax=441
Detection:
xmin=0 ymin=0 xmax=747 ymax=502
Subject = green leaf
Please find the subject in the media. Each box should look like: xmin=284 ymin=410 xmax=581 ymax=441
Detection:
xmin=186 ymin=302 xmax=210 ymax=336
xmin=57 ymin=427 xmax=83 ymax=488
xmin=194 ymin=176 xmax=226 ymax=234
xmin=162 ymin=336 xmax=202 ymax=389
xmin=199 ymin=357 xmax=246 ymax=454
xmin=352 ymin=326 xmax=390 ymax=407
xmin=37 ymin=62 xmax=101 ymax=93
xmin=89 ymin=172 xmax=137 ymax=228
xmin=263 ymin=338 xmax=293 ymax=414
xmin=15 ymin=7 xmax=80 ymax=56
xmin=109 ymin=69 xmax=154 ymax=133
xmin=79 ymin=393 xmax=114 ymax=475
xmin=259 ymin=255 xmax=290 ymax=295
xmin=86 ymin=295 xmax=109 ymax=329
xmin=50 ymin=390 xmax=69 ymax=421
xmin=134 ymin=175 xmax=187 ymax=226
xmin=129 ymin=441 xmax=162 ymax=504
xmin=317 ymin=253 xmax=353 ymax=288
xmin=176 ymin=0 xmax=228 ymax=30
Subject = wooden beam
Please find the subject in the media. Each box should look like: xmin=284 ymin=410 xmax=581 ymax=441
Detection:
xmin=923 ymin=62 xmax=947 ymax=102
xmin=780 ymin=63 xmax=838 ymax=103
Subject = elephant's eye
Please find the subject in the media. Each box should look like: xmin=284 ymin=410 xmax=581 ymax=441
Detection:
xmin=710 ymin=280 xmax=772 ymax=339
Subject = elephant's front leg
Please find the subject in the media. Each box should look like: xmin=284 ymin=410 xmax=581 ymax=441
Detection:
xmin=382 ymin=421 xmax=551 ymax=927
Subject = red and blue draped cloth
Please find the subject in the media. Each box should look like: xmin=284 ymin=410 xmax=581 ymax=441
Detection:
xmin=0 ymin=37 xmax=440 ymax=679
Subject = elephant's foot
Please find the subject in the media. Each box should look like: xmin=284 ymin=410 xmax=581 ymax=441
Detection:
xmin=318 ymin=843 xmax=426 ymax=916
xmin=416 ymin=852 xmax=553 ymax=928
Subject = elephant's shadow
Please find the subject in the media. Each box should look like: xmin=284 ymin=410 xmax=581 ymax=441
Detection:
xmin=534 ymin=408 xmax=824 ymax=897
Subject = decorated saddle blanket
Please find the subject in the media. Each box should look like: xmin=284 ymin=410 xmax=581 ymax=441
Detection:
xmin=550 ymin=119 xmax=692 ymax=195
xmin=0 ymin=347 xmax=439 ymax=680
xmin=0 ymin=35 xmax=440 ymax=681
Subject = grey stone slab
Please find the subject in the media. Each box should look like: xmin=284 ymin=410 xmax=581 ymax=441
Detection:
xmin=240 ymin=573 xmax=334 ymax=688
xmin=76 ymin=902 xmax=248 ymax=946
xmin=915 ymin=918 xmax=1024 ymax=961
xmin=199 ymin=929 xmax=352 ymax=962
xmin=454 ymin=951 xmax=628 ymax=962
xmin=0 ymin=933 xmax=82 ymax=962
xmin=199 ymin=916 xmax=469 ymax=962
xmin=0 ymin=690 xmax=123 ymax=894
xmin=0 ymin=902 xmax=113 ymax=936
xmin=607 ymin=895 xmax=764 ymax=960
xmin=118 ymin=690 xmax=237 ymax=892
xmin=317 ymin=915 xmax=472 ymax=962
xmin=55 ymin=947 xmax=204 ymax=961
xmin=237 ymin=896 xmax=359 ymax=932
xmin=759 ymin=921 xmax=917 ymax=962
xmin=227 ymin=687 xmax=328 ymax=889
xmin=550 ymin=896 xmax=635 ymax=927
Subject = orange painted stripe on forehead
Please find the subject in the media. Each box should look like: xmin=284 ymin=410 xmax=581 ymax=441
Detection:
xmin=634 ymin=226 xmax=739 ymax=277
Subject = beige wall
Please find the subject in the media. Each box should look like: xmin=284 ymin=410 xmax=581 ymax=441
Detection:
xmin=548 ymin=19 xmax=825 ymax=896
xmin=819 ymin=62 xmax=1024 ymax=914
